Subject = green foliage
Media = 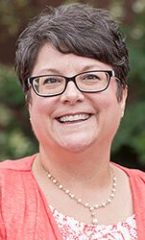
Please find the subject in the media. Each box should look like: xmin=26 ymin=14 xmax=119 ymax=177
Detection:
xmin=0 ymin=65 xmax=38 ymax=160
xmin=111 ymin=1 xmax=145 ymax=169
xmin=112 ymin=101 xmax=145 ymax=167
xmin=112 ymin=19 xmax=145 ymax=168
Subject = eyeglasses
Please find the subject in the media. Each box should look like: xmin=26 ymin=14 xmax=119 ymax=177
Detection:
xmin=27 ymin=70 xmax=115 ymax=97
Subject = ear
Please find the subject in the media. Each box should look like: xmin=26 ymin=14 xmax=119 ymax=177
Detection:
xmin=120 ymin=86 xmax=128 ymax=118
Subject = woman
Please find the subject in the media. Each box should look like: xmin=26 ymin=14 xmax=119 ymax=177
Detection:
xmin=0 ymin=3 xmax=145 ymax=240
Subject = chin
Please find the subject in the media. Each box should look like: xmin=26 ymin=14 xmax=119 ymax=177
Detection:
xmin=58 ymin=138 xmax=95 ymax=153
xmin=55 ymin=129 xmax=98 ymax=152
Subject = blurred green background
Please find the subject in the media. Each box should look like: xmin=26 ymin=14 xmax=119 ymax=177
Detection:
xmin=0 ymin=0 xmax=145 ymax=170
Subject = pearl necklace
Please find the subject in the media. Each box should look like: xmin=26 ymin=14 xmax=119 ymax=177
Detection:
xmin=43 ymin=167 xmax=117 ymax=225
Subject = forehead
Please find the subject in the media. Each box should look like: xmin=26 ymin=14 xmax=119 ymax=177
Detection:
xmin=32 ymin=43 xmax=112 ymax=76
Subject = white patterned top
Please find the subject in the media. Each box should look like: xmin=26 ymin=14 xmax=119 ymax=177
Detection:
xmin=50 ymin=206 xmax=137 ymax=240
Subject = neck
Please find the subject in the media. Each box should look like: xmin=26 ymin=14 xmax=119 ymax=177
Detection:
xmin=36 ymin=142 xmax=112 ymax=189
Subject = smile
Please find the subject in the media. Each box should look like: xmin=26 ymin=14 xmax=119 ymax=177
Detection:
xmin=57 ymin=113 xmax=91 ymax=124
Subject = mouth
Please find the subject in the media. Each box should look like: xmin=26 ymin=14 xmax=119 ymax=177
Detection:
xmin=56 ymin=113 xmax=92 ymax=124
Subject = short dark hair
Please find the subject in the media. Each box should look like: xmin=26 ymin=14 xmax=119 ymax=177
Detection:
xmin=15 ymin=3 xmax=129 ymax=97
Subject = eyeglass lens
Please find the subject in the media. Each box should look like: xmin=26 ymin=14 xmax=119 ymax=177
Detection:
xmin=31 ymin=71 xmax=111 ymax=96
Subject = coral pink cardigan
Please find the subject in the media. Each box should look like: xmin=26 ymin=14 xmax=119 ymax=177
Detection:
xmin=0 ymin=155 xmax=145 ymax=240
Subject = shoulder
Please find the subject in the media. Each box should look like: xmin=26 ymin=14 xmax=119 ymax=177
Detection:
xmin=0 ymin=154 xmax=37 ymax=199
xmin=0 ymin=154 xmax=36 ymax=172
xmin=0 ymin=154 xmax=36 ymax=187
xmin=115 ymin=163 xmax=145 ymax=184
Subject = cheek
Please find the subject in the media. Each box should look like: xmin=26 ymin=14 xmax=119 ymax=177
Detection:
xmin=28 ymin=99 xmax=54 ymax=145
xmin=28 ymin=96 xmax=56 ymax=133
xmin=91 ymin=91 xmax=118 ymax=112
xmin=91 ymin=91 xmax=122 ymax=126
xmin=29 ymin=93 xmax=56 ymax=116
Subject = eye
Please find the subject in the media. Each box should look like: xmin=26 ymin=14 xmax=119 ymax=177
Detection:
xmin=81 ymin=72 xmax=101 ymax=81
xmin=43 ymin=76 xmax=62 ymax=85
xmin=86 ymin=74 xmax=100 ymax=80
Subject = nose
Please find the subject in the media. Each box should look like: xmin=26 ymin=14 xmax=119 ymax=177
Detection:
xmin=60 ymin=81 xmax=84 ymax=105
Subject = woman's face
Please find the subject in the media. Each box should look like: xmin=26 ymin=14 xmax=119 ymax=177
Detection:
xmin=29 ymin=44 xmax=127 ymax=153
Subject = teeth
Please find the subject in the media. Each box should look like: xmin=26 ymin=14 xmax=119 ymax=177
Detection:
xmin=59 ymin=114 xmax=90 ymax=123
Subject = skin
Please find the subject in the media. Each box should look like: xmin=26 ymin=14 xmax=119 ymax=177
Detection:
xmin=30 ymin=44 xmax=132 ymax=225
xmin=29 ymin=44 xmax=127 ymax=154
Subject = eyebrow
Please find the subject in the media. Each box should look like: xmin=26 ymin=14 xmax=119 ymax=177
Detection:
xmin=80 ymin=65 xmax=103 ymax=72
xmin=34 ymin=68 xmax=61 ymax=75
xmin=32 ymin=64 xmax=111 ymax=76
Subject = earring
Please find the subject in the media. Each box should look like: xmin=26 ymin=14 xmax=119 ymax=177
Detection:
xmin=121 ymin=111 xmax=124 ymax=118
xmin=25 ymin=95 xmax=28 ymax=101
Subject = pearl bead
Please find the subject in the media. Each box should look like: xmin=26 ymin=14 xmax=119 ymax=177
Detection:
xmin=91 ymin=212 xmax=95 ymax=216
xmin=65 ymin=189 xmax=70 ymax=194
xmin=89 ymin=207 xmax=94 ymax=211
xmin=102 ymin=202 xmax=106 ymax=207
xmin=85 ymin=203 xmax=89 ymax=207
xmin=70 ymin=194 xmax=74 ymax=198
xmin=43 ymin=166 xmax=117 ymax=225
xmin=52 ymin=179 xmax=57 ymax=184
xmin=94 ymin=204 xmax=99 ymax=209
xmin=92 ymin=218 xmax=98 ymax=225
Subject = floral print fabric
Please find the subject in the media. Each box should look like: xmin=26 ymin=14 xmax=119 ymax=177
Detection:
xmin=50 ymin=206 xmax=137 ymax=240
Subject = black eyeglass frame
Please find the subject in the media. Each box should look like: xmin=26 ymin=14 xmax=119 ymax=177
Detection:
xmin=26 ymin=70 xmax=115 ymax=97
